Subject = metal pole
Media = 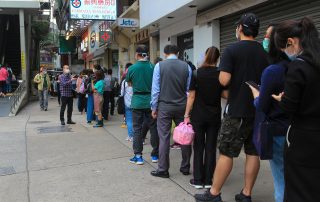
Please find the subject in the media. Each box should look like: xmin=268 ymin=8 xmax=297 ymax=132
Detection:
xmin=19 ymin=9 xmax=27 ymax=82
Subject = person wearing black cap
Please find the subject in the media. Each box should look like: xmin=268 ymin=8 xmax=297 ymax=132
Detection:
xmin=126 ymin=44 xmax=159 ymax=165
xmin=195 ymin=13 xmax=269 ymax=202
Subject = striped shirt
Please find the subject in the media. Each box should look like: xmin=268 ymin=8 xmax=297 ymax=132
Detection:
xmin=59 ymin=74 xmax=73 ymax=97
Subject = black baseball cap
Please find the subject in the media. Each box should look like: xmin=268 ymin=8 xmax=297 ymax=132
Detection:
xmin=136 ymin=44 xmax=148 ymax=55
xmin=236 ymin=13 xmax=260 ymax=29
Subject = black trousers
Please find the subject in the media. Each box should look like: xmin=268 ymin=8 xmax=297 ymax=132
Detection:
xmin=132 ymin=109 xmax=159 ymax=157
xmin=102 ymin=91 xmax=115 ymax=119
xmin=78 ymin=93 xmax=87 ymax=112
xmin=192 ymin=118 xmax=221 ymax=185
xmin=60 ymin=96 xmax=73 ymax=122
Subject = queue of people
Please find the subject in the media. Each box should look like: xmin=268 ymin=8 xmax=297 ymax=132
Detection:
xmin=119 ymin=13 xmax=320 ymax=202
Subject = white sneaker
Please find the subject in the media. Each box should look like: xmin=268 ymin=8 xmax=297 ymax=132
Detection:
xmin=125 ymin=137 xmax=130 ymax=141
xmin=204 ymin=185 xmax=212 ymax=189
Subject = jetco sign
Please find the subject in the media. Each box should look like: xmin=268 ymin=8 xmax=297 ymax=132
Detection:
xmin=117 ymin=18 xmax=139 ymax=28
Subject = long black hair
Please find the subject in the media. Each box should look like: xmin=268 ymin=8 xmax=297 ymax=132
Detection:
xmin=268 ymin=24 xmax=289 ymax=64
xmin=274 ymin=17 xmax=320 ymax=68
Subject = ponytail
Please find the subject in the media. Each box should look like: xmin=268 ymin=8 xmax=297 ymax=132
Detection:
xmin=274 ymin=17 xmax=320 ymax=69
xmin=299 ymin=17 xmax=320 ymax=68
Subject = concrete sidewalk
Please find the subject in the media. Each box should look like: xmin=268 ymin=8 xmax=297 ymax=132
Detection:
xmin=0 ymin=98 xmax=274 ymax=202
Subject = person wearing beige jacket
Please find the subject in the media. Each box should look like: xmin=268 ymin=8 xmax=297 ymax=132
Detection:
xmin=34 ymin=67 xmax=51 ymax=111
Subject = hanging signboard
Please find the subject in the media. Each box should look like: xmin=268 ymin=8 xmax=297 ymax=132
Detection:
xmin=70 ymin=0 xmax=117 ymax=20
xmin=117 ymin=18 xmax=139 ymax=28
xmin=99 ymin=31 xmax=112 ymax=46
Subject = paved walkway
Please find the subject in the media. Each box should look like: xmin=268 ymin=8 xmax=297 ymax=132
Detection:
xmin=0 ymin=98 xmax=274 ymax=202
xmin=0 ymin=96 xmax=11 ymax=117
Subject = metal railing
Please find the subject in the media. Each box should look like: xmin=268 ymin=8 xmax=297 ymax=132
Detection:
xmin=9 ymin=80 xmax=26 ymax=114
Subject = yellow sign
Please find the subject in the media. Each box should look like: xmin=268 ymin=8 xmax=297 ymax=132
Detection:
xmin=21 ymin=52 xmax=26 ymax=71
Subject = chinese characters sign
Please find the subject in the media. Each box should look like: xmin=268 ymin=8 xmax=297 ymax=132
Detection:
xmin=70 ymin=0 xmax=117 ymax=20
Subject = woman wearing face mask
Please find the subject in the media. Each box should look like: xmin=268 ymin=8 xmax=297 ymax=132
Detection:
xmin=272 ymin=17 xmax=320 ymax=202
xmin=248 ymin=25 xmax=289 ymax=202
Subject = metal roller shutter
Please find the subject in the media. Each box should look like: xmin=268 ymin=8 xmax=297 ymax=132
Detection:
xmin=220 ymin=0 xmax=320 ymax=52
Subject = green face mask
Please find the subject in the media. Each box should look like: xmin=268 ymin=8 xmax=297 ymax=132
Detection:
xmin=262 ymin=38 xmax=270 ymax=52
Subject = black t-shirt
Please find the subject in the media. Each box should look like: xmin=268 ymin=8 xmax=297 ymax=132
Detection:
xmin=219 ymin=40 xmax=269 ymax=118
xmin=190 ymin=67 xmax=224 ymax=122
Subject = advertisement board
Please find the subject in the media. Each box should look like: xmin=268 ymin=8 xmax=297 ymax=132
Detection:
xmin=117 ymin=18 xmax=139 ymax=28
xmin=70 ymin=0 xmax=117 ymax=20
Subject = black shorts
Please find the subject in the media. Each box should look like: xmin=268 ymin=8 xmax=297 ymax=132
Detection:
xmin=218 ymin=115 xmax=258 ymax=158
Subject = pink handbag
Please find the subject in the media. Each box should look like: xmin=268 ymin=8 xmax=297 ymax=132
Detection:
xmin=173 ymin=122 xmax=195 ymax=145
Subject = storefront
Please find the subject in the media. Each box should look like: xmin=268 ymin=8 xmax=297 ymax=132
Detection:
xmin=208 ymin=0 xmax=320 ymax=52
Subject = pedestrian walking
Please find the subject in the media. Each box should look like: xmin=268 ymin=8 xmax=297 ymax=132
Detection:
xmin=248 ymin=24 xmax=289 ymax=202
xmin=56 ymin=75 xmax=61 ymax=105
xmin=272 ymin=17 xmax=320 ymax=202
xmin=184 ymin=46 xmax=226 ymax=189
xmin=0 ymin=65 xmax=8 ymax=97
xmin=92 ymin=70 xmax=105 ymax=128
xmin=195 ymin=13 xmax=269 ymax=202
xmin=120 ymin=63 xmax=133 ymax=141
xmin=59 ymin=65 xmax=77 ymax=125
xmin=33 ymin=67 xmax=51 ymax=111
xmin=126 ymin=44 xmax=159 ymax=165
xmin=150 ymin=44 xmax=192 ymax=178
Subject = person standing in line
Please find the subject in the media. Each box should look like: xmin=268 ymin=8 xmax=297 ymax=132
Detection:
xmin=33 ymin=66 xmax=51 ymax=111
xmin=272 ymin=17 xmax=320 ymax=202
xmin=6 ymin=65 xmax=13 ymax=93
xmin=0 ymin=65 xmax=8 ymax=97
xmin=86 ymin=69 xmax=95 ymax=124
xmin=103 ymin=69 xmax=116 ymax=120
xmin=184 ymin=46 xmax=226 ymax=189
xmin=150 ymin=44 xmax=192 ymax=178
xmin=56 ymin=75 xmax=61 ymax=105
xmin=126 ymin=44 xmax=159 ymax=165
xmin=76 ymin=71 xmax=87 ymax=114
xmin=195 ymin=13 xmax=269 ymax=202
xmin=92 ymin=70 xmax=105 ymax=128
xmin=59 ymin=65 xmax=77 ymax=125
xmin=248 ymin=24 xmax=289 ymax=202
xmin=120 ymin=63 xmax=133 ymax=128
xmin=120 ymin=63 xmax=133 ymax=141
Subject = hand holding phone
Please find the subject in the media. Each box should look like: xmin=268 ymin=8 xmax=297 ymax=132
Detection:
xmin=245 ymin=81 xmax=260 ymax=91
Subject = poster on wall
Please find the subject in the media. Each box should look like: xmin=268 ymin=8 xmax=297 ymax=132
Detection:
xmin=70 ymin=0 xmax=117 ymax=20
xmin=177 ymin=32 xmax=194 ymax=64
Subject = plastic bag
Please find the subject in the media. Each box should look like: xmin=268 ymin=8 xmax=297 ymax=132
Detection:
xmin=173 ymin=122 xmax=195 ymax=145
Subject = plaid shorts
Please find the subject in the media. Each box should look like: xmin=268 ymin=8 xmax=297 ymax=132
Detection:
xmin=218 ymin=115 xmax=258 ymax=158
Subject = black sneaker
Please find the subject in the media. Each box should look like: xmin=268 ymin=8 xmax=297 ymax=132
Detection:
xmin=235 ymin=191 xmax=252 ymax=202
xmin=61 ymin=121 xmax=65 ymax=126
xmin=194 ymin=191 xmax=222 ymax=202
xmin=189 ymin=179 xmax=203 ymax=189
xmin=67 ymin=121 xmax=76 ymax=124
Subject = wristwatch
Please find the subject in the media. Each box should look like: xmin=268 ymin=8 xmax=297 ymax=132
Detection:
xmin=184 ymin=114 xmax=190 ymax=118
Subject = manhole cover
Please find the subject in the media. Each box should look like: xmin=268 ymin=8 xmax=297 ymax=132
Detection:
xmin=29 ymin=121 xmax=50 ymax=124
xmin=0 ymin=166 xmax=16 ymax=176
xmin=37 ymin=126 xmax=73 ymax=134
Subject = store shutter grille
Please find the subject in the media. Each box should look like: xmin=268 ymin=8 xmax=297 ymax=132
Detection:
xmin=220 ymin=0 xmax=320 ymax=53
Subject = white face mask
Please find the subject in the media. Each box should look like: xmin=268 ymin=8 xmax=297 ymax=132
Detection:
xmin=64 ymin=69 xmax=70 ymax=74
xmin=235 ymin=27 xmax=240 ymax=40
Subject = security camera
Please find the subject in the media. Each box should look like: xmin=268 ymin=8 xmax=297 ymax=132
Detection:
xmin=132 ymin=28 xmax=136 ymax=32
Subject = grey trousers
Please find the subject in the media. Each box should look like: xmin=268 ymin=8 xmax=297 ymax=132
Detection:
xmin=39 ymin=88 xmax=48 ymax=110
xmin=157 ymin=110 xmax=192 ymax=172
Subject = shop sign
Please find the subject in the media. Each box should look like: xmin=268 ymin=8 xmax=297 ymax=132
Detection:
xmin=99 ymin=31 xmax=112 ymax=46
xmin=70 ymin=0 xmax=117 ymax=20
xmin=90 ymin=31 xmax=96 ymax=48
xmin=117 ymin=18 xmax=139 ymax=28
xmin=135 ymin=29 xmax=149 ymax=43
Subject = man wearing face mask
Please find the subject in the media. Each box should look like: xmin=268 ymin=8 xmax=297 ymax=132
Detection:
xmin=195 ymin=13 xmax=269 ymax=202
xmin=33 ymin=66 xmax=51 ymax=111
xmin=59 ymin=65 xmax=77 ymax=125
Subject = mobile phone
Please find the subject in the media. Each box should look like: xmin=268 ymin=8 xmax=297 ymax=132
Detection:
xmin=245 ymin=81 xmax=260 ymax=90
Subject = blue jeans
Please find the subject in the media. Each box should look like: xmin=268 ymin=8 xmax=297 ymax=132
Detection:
xmin=86 ymin=94 xmax=94 ymax=122
xmin=269 ymin=136 xmax=285 ymax=202
xmin=125 ymin=106 xmax=133 ymax=138
xmin=38 ymin=88 xmax=48 ymax=110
